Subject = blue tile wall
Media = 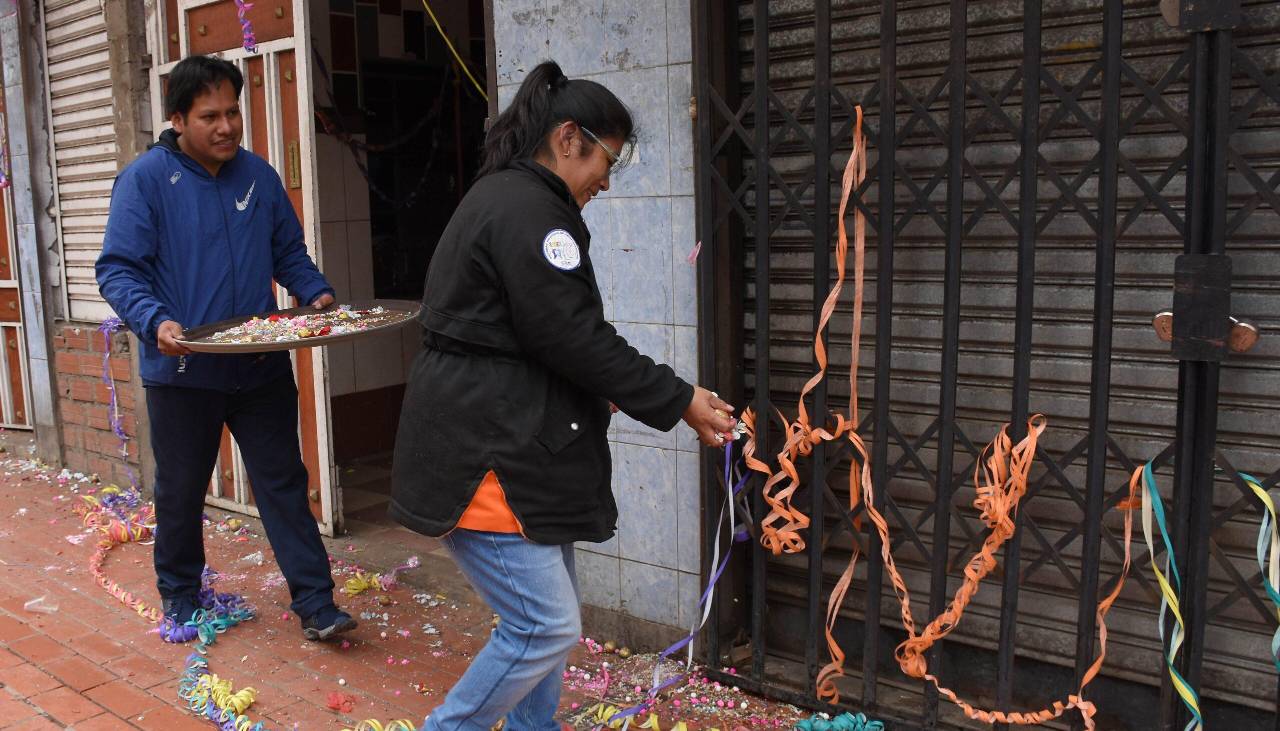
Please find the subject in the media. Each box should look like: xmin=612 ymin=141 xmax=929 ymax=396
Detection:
xmin=615 ymin=443 xmax=677 ymax=569
xmin=666 ymin=0 xmax=692 ymax=65
xmin=668 ymin=65 xmax=694 ymax=196
xmin=575 ymin=549 xmax=622 ymax=610
xmin=677 ymin=569 xmax=701 ymax=628
xmin=675 ymin=449 xmax=700 ymax=574
xmin=495 ymin=0 xmax=551 ymax=84
xmin=610 ymin=197 xmax=672 ymax=325
xmin=545 ymin=0 xmax=668 ymax=76
xmin=582 ymin=199 xmax=615 ymax=320
xmin=621 ymin=560 xmax=680 ymax=627
xmin=594 ymin=65 xmax=671 ymax=199
xmin=671 ymin=196 xmax=697 ymax=327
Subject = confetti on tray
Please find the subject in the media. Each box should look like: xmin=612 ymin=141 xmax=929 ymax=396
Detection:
xmin=178 ymin=300 xmax=420 ymax=354
xmin=205 ymin=305 xmax=396 ymax=344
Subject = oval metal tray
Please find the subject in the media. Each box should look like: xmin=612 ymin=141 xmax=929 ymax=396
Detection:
xmin=177 ymin=299 xmax=422 ymax=354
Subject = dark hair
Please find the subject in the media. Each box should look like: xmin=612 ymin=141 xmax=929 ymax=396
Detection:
xmin=165 ymin=55 xmax=244 ymax=118
xmin=478 ymin=60 xmax=635 ymax=177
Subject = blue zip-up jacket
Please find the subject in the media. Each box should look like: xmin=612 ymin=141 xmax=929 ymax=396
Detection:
xmin=96 ymin=130 xmax=334 ymax=392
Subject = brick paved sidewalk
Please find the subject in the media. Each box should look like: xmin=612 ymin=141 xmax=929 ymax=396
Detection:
xmin=0 ymin=443 xmax=805 ymax=730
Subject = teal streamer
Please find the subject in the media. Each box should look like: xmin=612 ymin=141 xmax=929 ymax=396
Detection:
xmin=1241 ymin=471 xmax=1280 ymax=672
xmin=793 ymin=712 xmax=884 ymax=731
xmin=1142 ymin=461 xmax=1202 ymax=731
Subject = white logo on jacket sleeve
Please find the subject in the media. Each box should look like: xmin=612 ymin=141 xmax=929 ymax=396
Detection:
xmin=235 ymin=180 xmax=256 ymax=211
xmin=169 ymin=171 xmax=182 ymax=185
xmin=541 ymin=229 xmax=581 ymax=271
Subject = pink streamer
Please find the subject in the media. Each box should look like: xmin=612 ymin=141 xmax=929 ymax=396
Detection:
xmin=685 ymin=241 xmax=701 ymax=265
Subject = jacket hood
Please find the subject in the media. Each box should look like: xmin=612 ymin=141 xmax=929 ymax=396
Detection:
xmin=151 ymin=128 xmax=182 ymax=153
xmin=148 ymin=128 xmax=242 ymax=177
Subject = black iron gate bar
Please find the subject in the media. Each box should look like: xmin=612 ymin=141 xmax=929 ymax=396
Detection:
xmin=939 ymin=0 xmax=974 ymax=726
xmin=1066 ymin=2 xmax=1120 ymax=729
xmin=809 ymin=0 xmax=833 ymax=709
xmin=692 ymin=0 xmax=1279 ymax=729
xmin=1168 ymin=18 xmax=1231 ymax=731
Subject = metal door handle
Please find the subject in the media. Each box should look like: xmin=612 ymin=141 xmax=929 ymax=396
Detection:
xmin=1230 ymin=318 xmax=1260 ymax=353
xmin=1153 ymin=311 xmax=1260 ymax=353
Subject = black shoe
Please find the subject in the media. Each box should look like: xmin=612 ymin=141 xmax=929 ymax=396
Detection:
xmin=162 ymin=595 xmax=200 ymax=625
xmin=301 ymin=606 xmax=357 ymax=641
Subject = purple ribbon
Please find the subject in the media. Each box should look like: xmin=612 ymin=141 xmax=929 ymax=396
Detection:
xmin=98 ymin=319 xmax=138 ymax=491
xmin=601 ymin=442 xmax=751 ymax=728
xmin=234 ymin=0 xmax=257 ymax=54
xmin=161 ymin=568 xmax=253 ymax=644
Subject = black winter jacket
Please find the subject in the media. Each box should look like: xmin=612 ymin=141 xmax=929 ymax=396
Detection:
xmin=388 ymin=160 xmax=694 ymax=544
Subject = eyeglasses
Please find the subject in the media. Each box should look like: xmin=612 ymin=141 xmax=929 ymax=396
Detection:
xmin=580 ymin=126 xmax=633 ymax=173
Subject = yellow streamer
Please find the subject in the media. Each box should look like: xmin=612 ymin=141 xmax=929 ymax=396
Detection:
xmin=584 ymin=702 xmax=705 ymax=731
xmin=1246 ymin=475 xmax=1280 ymax=624
xmin=193 ymin=672 xmax=258 ymax=715
xmin=343 ymin=571 xmax=386 ymax=596
xmin=420 ymin=0 xmax=488 ymax=101
xmin=342 ymin=721 xmax=417 ymax=731
xmin=1136 ymin=465 xmax=1202 ymax=729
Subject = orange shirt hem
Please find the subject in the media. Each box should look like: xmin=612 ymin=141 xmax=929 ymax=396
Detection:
xmin=455 ymin=470 xmax=523 ymax=534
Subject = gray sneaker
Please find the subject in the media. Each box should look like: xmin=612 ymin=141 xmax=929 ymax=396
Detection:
xmin=301 ymin=606 xmax=358 ymax=641
xmin=162 ymin=595 xmax=200 ymax=625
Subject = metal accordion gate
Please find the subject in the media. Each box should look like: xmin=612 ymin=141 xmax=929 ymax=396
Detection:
xmin=692 ymin=1 xmax=1280 ymax=729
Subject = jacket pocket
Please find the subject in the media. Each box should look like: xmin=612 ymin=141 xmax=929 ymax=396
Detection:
xmin=535 ymin=377 xmax=588 ymax=455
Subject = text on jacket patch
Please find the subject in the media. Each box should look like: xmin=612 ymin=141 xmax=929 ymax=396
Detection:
xmin=541 ymin=229 xmax=581 ymax=271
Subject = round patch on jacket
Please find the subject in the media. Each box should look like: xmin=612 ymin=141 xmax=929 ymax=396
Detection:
xmin=542 ymin=229 xmax=581 ymax=271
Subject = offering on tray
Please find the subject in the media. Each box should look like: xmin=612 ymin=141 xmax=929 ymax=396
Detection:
xmin=178 ymin=300 xmax=420 ymax=353
xmin=206 ymin=305 xmax=396 ymax=344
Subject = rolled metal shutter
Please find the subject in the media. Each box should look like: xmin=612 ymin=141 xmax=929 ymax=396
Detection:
xmin=43 ymin=0 xmax=118 ymax=322
xmin=733 ymin=0 xmax=1280 ymax=715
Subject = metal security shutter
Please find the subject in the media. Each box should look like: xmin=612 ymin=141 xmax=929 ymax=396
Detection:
xmin=43 ymin=0 xmax=117 ymax=322
xmin=715 ymin=0 xmax=1280 ymax=721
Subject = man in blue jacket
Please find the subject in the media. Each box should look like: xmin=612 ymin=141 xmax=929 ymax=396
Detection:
xmin=96 ymin=55 xmax=355 ymax=641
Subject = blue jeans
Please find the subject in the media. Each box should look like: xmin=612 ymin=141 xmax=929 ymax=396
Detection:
xmin=424 ymin=530 xmax=580 ymax=731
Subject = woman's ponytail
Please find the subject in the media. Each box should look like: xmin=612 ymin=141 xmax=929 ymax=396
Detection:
xmin=477 ymin=61 xmax=564 ymax=178
xmin=477 ymin=59 xmax=634 ymax=179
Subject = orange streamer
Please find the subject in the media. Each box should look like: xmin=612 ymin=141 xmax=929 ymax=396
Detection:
xmin=739 ymin=108 xmax=1138 ymax=727
xmin=76 ymin=496 xmax=162 ymax=623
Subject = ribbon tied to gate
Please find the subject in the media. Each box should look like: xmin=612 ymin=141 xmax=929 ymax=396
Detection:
xmin=233 ymin=0 xmax=258 ymax=54
xmin=1243 ymin=471 xmax=1280 ymax=672
xmin=1132 ymin=461 xmax=1203 ymax=731
xmin=739 ymin=107 xmax=1140 ymax=728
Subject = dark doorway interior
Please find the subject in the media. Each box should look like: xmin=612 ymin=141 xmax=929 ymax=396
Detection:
xmin=321 ymin=0 xmax=489 ymax=502
xmin=363 ymin=58 xmax=487 ymax=300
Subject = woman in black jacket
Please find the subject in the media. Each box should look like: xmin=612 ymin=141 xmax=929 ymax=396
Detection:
xmin=390 ymin=60 xmax=734 ymax=730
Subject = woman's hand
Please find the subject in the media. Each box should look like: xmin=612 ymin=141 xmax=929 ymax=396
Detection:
xmin=682 ymin=386 xmax=737 ymax=447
